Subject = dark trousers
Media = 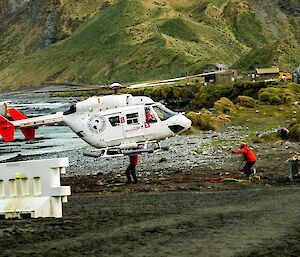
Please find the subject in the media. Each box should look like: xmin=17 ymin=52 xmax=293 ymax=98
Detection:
xmin=244 ymin=162 xmax=255 ymax=177
xmin=125 ymin=163 xmax=137 ymax=183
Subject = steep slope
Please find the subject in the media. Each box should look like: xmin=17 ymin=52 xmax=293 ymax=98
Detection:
xmin=0 ymin=0 xmax=299 ymax=90
xmin=0 ymin=0 xmax=112 ymax=69
xmin=232 ymin=0 xmax=300 ymax=71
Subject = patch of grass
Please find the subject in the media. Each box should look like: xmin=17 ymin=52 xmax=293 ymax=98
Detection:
xmin=288 ymin=16 xmax=300 ymax=42
xmin=213 ymin=97 xmax=236 ymax=115
xmin=160 ymin=17 xmax=199 ymax=42
xmin=231 ymin=104 xmax=294 ymax=131
xmin=233 ymin=42 xmax=278 ymax=71
xmin=289 ymin=123 xmax=300 ymax=141
xmin=253 ymin=132 xmax=282 ymax=143
xmin=192 ymin=2 xmax=209 ymax=14
xmin=209 ymin=0 xmax=227 ymax=8
xmin=258 ymin=87 xmax=296 ymax=105
xmin=193 ymin=83 xmax=234 ymax=107
xmin=186 ymin=110 xmax=228 ymax=131
xmin=231 ymin=12 xmax=267 ymax=48
xmin=237 ymin=95 xmax=256 ymax=108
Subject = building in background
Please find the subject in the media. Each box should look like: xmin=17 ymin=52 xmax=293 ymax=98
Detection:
xmin=203 ymin=64 xmax=237 ymax=85
xmin=255 ymin=66 xmax=280 ymax=81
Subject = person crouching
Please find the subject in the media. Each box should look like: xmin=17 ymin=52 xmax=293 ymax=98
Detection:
xmin=232 ymin=143 xmax=257 ymax=177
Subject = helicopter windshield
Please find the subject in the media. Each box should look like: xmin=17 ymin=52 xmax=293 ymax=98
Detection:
xmin=152 ymin=104 xmax=176 ymax=121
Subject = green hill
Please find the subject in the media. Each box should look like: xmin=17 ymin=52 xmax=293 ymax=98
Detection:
xmin=0 ymin=0 xmax=299 ymax=90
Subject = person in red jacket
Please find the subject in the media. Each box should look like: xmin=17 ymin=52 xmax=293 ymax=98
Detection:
xmin=145 ymin=108 xmax=156 ymax=123
xmin=232 ymin=143 xmax=257 ymax=177
xmin=125 ymin=154 xmax=139 ymax=184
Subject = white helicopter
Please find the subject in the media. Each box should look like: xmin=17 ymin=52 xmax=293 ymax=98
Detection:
xmin=0 ymin=92 xmax=192 ymax=157
xmin=0 ymin=69 xmax=232 ymax=156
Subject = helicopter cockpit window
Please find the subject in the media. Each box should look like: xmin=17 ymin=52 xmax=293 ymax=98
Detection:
xmin=126 ymin=113 xmax=139 ymax=124
xmin=145 ymin=107 xmax=157 ymax=123
xmin=153 ymin=105 xmax=176 ymax=121
xmin=108 ymin=116 xmax=120 ymax=127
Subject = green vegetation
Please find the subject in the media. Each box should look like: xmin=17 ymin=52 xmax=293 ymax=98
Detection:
xmin=186 ymin=109 xmax=230 ymax=131
xmin=289 ymin=124 xmax=300 ymax=141
xmin=258 ymin=88 xmax=295 ymax=105
xmin=258 ymin=83 xmax=300 ymax=105
xmin=128 ymin=84 xmax=192 ymax=101
xmin=213 ymin=97 xmax=236 ymax=115
xmin=160 ymin=18 xmax=199 ymax=42
xmin=209 ymin=0 xmax=228 ymax=8
xmin=232 ymin=105 xmax=294 ymax=131
xmin=237 ymin=95 xmax=256 ymax=108
xmin=233 ymin=42 xmax=278 ymax=71
xmin=230 ymin=13 xmax=267 ymax=48
xmin=0 ymin=0 xmax=299 ymax=90
xmin=193 ymin=84 xmax=234 ymax=107
xmin=0 ymin=0 xmax=246 ymax=90
xmin=283 ymin=103 xmax=300 ymax=142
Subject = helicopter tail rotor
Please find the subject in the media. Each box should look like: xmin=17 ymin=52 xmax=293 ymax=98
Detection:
xmin=7 ymin=108 xmax=36 ymax=140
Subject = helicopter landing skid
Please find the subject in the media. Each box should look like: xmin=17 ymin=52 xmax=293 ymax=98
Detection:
xmin=83 ymin=142 xmax=161 ymax=158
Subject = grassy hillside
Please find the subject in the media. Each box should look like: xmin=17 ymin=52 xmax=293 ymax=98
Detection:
xmin=232 ymin=0 xmax=300 ymax=71
xmin=0 ymin=0 xmax=299 ymax=90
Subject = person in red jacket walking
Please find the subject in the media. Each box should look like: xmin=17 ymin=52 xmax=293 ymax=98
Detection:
xmin=232 ymin=143 xmax=257 ymax=177
xmin=125 ymin=154 xmax=139 ymax=184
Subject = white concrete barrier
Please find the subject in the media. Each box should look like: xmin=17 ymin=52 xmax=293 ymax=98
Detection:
xmin=0 ymin=158 xmax=71 ymax=219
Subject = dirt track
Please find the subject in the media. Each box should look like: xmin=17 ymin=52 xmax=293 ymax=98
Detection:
xmin=1 ymin=186 xmax=300 ymax=257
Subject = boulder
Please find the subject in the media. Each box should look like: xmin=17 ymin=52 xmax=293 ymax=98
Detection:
xmin=278 ymin=127 xmax=289 ymax=140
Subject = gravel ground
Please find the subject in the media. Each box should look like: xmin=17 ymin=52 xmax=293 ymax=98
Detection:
xmin=2 ymin=92 xmax=300 ymax=256
xmin=6 ymin=125 xmax=298 ymax=182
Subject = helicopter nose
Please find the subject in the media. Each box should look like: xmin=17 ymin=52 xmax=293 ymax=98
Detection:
xmin=168 ymin=115 xmax=192 ymax=134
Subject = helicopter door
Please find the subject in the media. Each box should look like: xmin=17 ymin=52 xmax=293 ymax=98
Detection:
xmin=122 ymin=109 xmax=144 ymax=138
xmin=107 ymin=113 xmax=124 ymax=140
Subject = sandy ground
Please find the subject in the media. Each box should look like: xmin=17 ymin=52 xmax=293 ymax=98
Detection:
xmin=1 ymin=187 xmax=300 ymax=257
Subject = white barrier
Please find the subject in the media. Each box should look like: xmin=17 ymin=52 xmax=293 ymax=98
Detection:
xmin=0 ymin=158 xmax=71 ymax=219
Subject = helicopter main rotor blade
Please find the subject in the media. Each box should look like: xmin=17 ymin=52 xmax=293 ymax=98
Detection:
xmin=127 ymin=70 xmax=229 ymax=89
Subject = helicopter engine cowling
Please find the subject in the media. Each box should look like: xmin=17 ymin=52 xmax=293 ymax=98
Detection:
xmin=73 ymin=94 xmax=155 ymax=113
xmin=75 ymin=95 xmax=128 ymax=113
